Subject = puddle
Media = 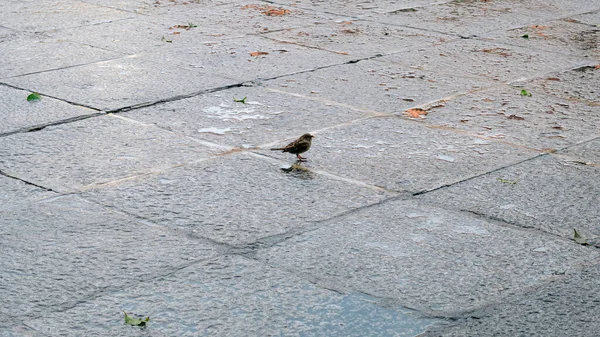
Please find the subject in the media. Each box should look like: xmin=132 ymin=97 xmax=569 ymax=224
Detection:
xmin=197 ymin=127 xmax=233 ymax=135
xmin=281 ymin=163 xmax=315 ymax=180
xmin=202 ymin=104 xmax=269 ymax=122
xmin=287 ymin=291 xmax=435 ymax=336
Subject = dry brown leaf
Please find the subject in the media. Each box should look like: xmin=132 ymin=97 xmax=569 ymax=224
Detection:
xmin=404 ymin=108 xmax=428 ymax=118
xmin=482 ymin=98 xmax=494 ymax=102
xmin=250 ymin=51 xmax=269 ymax=56
xmin=242 ymin=4 xmax=291 ymax=16
xmin=546 ymin=77 xmax=560 ymax=81
xmin=481 ymin=48 xmax=512 ymax=57
xmin=340 ymin=21 xmax=353 ymax=25
xmin=265 ymin=8 xmax=291 ymax=15
xmin=507 ymin=114 xmax=525 ymax=120
xmin=595 ymin=64 xmax=600 ymax=69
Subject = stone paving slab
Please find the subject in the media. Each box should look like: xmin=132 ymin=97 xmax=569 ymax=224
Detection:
xmin=272 ymin=116 xmax=536 ymax=193
xmin=515 ymin=65 xmax=600 ymax=105
xmin=44 ymin=16 xmax=170 ymax=55
xmin=121 ymin=85 xmax=373 ymax=148
xmin=484 ymin=19 xmax=600 ymax=60
xmin=362 ymin=0 xmax=595 ymax=37
xmin=263 ymin=19 xmax=447 ymax=58
xmin=0 ymin=33 xmax=122 ymax=79
xmin=384 ymin=39 xmax=590 ymax=83
xmin=0 ymin=194 xmax=219 ymax=319
xmin=418 ymin=149 xmax=600 ymax=240
xmin=3 ymin=56 xmax=238 ymax=111
xmin=269 ymin=58 xmax=491 ymax=115
xmin=0 ymin=85 xmax=101 ymax=135
xmin=6 ymin=56 xmax=237 ymax=110
xmin=82 ymin=153 xmax=393 ymax=246
xmin=535 ymin=0 xmax=600 ymax=14
xmin=419 ymin=84 xmax=600 ymax=151
xmin=0 ymin=115 xmax=221 ymax=192
xmin=560 ymin=137 xmax=600 ymax=163
xmin=0 ymin=0 xmax=135 ymax=33
xmin=0 ymin=176 xmax=55 ymax=211
xmin=142 ymin=35 xmax=350 ymax=82
xmin=257 ymin=198 xmax=600 ymax=314
xmin=24 ymin=255 xmax=433 ymax=336
xmin=422 ymin=261 xmax=600 ymax=337
xmin=571 ymin=9 xmax=600 ymax=26
xmin=149 ymin=1 xmax=340 ymax=36
xmin=271 ymin=0 xmax=445 ymax=17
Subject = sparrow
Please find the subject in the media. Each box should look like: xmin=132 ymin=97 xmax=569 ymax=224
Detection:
xmin=271 ymin=133 xmax=314 ymax=161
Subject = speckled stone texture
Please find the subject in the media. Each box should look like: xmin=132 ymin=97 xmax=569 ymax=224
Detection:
xmin=2 ymin=0 xmax=600 ymax=336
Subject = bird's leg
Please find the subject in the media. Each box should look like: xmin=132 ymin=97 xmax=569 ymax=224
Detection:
xmin=296 ymin=154 xmax=306 ymax=162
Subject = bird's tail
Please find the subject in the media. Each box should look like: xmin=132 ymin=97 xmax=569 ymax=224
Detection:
xmin=270 ymin=148 xmax=285 ymax=151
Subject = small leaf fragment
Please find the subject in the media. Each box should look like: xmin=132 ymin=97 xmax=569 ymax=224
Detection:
xmin=124 ymin=311 xmax=150 ymax=327
xmin=249 ymin=51 xmax=269 ymax=57
xmin=573 ymin=229 xmax=589 ymax=246
xmin=404 ymin=108 xmax=428 ymax=118
xmin=507 ymin=114 xmax=525 ymax=120
xmin=521 ymin=34 xmax=529 ymax=38
xmin=233 ymin=96 xmax=247 ymax=104
xmin=27 ymin=93 xmax=41 ymax=101
xmin=520 ymin=89 xmax=532 ymax=97
xmin=498 ymin=178 xmax=519 ymax=184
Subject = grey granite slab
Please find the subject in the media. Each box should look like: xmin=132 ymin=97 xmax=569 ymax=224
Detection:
xmin=121 ymin=85 xmax=374 ymax=148
xmin=484 ymin=19 xmax=599 ymax=60
xmin=263 ymin=18 xmax=447 ymax=58
xmin=423 ymin=261 xmax=600 ymax=337
xmin=148 ymin=1 xmax=341 ymax=35
xmin=0 ymin=85 xmax=101 ymax=135
xmin=417 ymin=151 xmax=600 ymax=240
xmin=559 ymin=137 xmax=600 ymax=163
xmin=44 ymin=16 xmax=169 ymax=55
xmin=0 ymin=175 xmax=55 ymax=211
xmin=269 ymin=0 xmax=447 ymax=17
xmin=82 ymin=153 xmax=393 ymax=246
xmin=0 ymin=115 xmax=222 ymax=192
xmin=384 ymin=39 xmax=590 ymax=83
xmin=258 ymin=198 xmax=600 ymax=314
xmin=0 ymin=33 xmax=122 ymax=79
xmin=269 ymin=58 xmax=491 ymax=114
xmin=364 ymin=0 xmax=578 ymax=37
xmin=25 ymin=255 xmax=435 ymax=336
xmin=535 ymin=0 xmax=600 ymax=14
xmin=0 ymin=0 xmax=134 ymax=32
xmin=142 ymin=34 xmax=350 ymax=82
xmin=3 ymin=56 xmax=238 ymax=111
xmin=78 ymin=0 xmax=164 ymax=14
xmin=272 ymin=116 xmax=537 ymax=193
xmin=0 ymin=195 xmax=219 ymax=319
xmin=570 ymin=9 xmax=600 ymax=26
xmin=418 ymin=84 xmax=600 ymax=150
xmin=514 ymin=65 xmax=600 ymax=105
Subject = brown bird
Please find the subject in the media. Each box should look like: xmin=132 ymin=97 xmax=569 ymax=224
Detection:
xmin=271 ymin=133 xmax=314 ymax=161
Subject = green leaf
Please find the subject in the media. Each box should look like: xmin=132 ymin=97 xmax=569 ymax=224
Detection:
xmin=161 ymin=36 xmax=172 ymax=43
xmin=27 ymin=93 xmax=41 ymax=101
xmin=520 ymin=89 xmax=532 ymax=97
xmin=521 ymin=34 xmax=529 ymax=39
xmin=233 ymin=96 xmax=247 ymax=104
xmin=123 ymin=311 xmax=150 ymax=326
xmin=188 ymin=22 xmax=198 ymax=28
xmin=498 ymin=178 xmax=519 ymax=184
xmin=573 ymin=229 xmax=589 ymax=246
